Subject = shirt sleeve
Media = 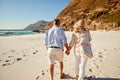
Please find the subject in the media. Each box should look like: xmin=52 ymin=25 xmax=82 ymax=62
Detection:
xmin=69 ymin=33 xmax=75 ymax=48
xmin=45 ymin=30 xmax=48 ymax=46
xmin=61 ymin=30 xmax=67 ymax=44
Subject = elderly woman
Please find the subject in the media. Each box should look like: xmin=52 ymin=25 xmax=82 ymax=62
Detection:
xmin=66 ymin=19 xmax=93 ymax=80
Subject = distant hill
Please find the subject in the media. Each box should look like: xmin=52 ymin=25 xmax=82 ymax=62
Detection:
xmin=44 ymin=0 xmax=120 ymax=30
xmin=24 ymin=20 xmax=49 ymax=30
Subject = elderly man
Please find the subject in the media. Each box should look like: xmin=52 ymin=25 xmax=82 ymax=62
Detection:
xmin=45 ymin=19 xmax=69 ymax=80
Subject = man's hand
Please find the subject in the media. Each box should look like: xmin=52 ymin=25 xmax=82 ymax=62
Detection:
xmin=65 ymin=48 xmax=70 ymax=55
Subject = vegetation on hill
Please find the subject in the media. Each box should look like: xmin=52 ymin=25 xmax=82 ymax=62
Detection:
xmin=44 ymin=0 xmax=120 ymax=30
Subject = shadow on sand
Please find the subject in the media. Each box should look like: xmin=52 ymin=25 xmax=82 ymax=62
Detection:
xmin=86 ymin=78 xmax=120 ymax=80
xmin=63 ymin=74 xmax=120 ymax=80
xmin=85 ymin=76 xmax=120 ymax=80
xmin=63 ymin=74 xmax=76 ymax=79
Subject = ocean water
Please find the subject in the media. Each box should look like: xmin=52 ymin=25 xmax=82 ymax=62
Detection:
xmin=0 ymin=29 xmax=43 ymax=37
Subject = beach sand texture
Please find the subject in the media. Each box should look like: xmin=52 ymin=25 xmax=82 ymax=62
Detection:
xmin=0 ymin=31 xmax=120 ymax=80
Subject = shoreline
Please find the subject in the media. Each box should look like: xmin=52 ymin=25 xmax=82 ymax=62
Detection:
xmin=0 ymin=30 xmax=120 ymax=37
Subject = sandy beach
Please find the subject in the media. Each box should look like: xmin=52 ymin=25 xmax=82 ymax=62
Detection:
xmin=0 ymin=31 xmax=120 ymax=80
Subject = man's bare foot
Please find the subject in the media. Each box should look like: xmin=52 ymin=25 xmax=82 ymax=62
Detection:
xmin=60 ymin=73 xmax=65 ymax=79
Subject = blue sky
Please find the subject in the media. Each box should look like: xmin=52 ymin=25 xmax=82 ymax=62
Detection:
xmin=0 ymin=0 xmax=71 ymax=29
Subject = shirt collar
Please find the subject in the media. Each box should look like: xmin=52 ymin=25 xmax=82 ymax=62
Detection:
xmin=52 ymin=25 xmax=59 ymax=29
xmin=53 ymin=25 xmax=59 ymax=27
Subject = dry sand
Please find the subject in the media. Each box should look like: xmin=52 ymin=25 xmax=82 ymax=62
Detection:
xmin=0 ymin=31 xmax=120 ymax=80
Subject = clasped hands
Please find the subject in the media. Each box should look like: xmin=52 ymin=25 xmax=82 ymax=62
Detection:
xmin=65 ymin=47 xmax=70 ymax=55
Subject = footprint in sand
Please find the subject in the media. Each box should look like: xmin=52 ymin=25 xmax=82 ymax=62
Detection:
xmin=93 ymin=59 xmax=97 ymax=62
xmin=99 ymin=60 xmax=103 ymax=62
xmin=98 ymin=52 xmax=102 ymax=54
xmin=1 ymin=59 xmax=11 ymax=66
xmin=98 ymin=55 xmax=103 ymax=58
xmin=93 ymin=63 xmax=99 ymax=69
xmin=5 ymin=60 xmax=11 ymax=62
xmin=23 ymin=54 xmax=26 ymax=57
xmin=36 ymin=76 xmax=40 ymax=80
xmin=16 ymin=58 xmax=22 ymax=61
xmin=8 ymin=56 xmax=14 ymax=58
xmin=33 ymin=50 xmax=39 ymax=54
xmin=89 ymin=69 xmax=93 ymax=72
xmin=116 ymin=66 xmax=120 ymax=69
xmin=36 ymin=50 xmax=38 ymax=52
xmin=1 ymin=52 xmax=7 ymax=55
xmin=103 ymin=49 xmax=107 ymax=51
xmin=42 ymin=70 xmax=45 ymax=75
xmin=2 ymin=63 xmax=11 ymax=66
xmin=2 ymin=58 xmax=15 ymax=66
xmin=10 ymin=50 xmax=15 ymax=53
xmin=33 ymin=52 xmax=36 ymax=54
xmin=114 ymin=48 xmax=117 ymax=51
xmin=35 ymin=70 xmax=46 ymax=80
xmin=23 ymin=52 xmax=28 ymax=57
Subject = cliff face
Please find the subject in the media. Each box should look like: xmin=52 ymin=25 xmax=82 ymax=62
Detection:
xmin=44 ymin=0 xmax=120 ymax=30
